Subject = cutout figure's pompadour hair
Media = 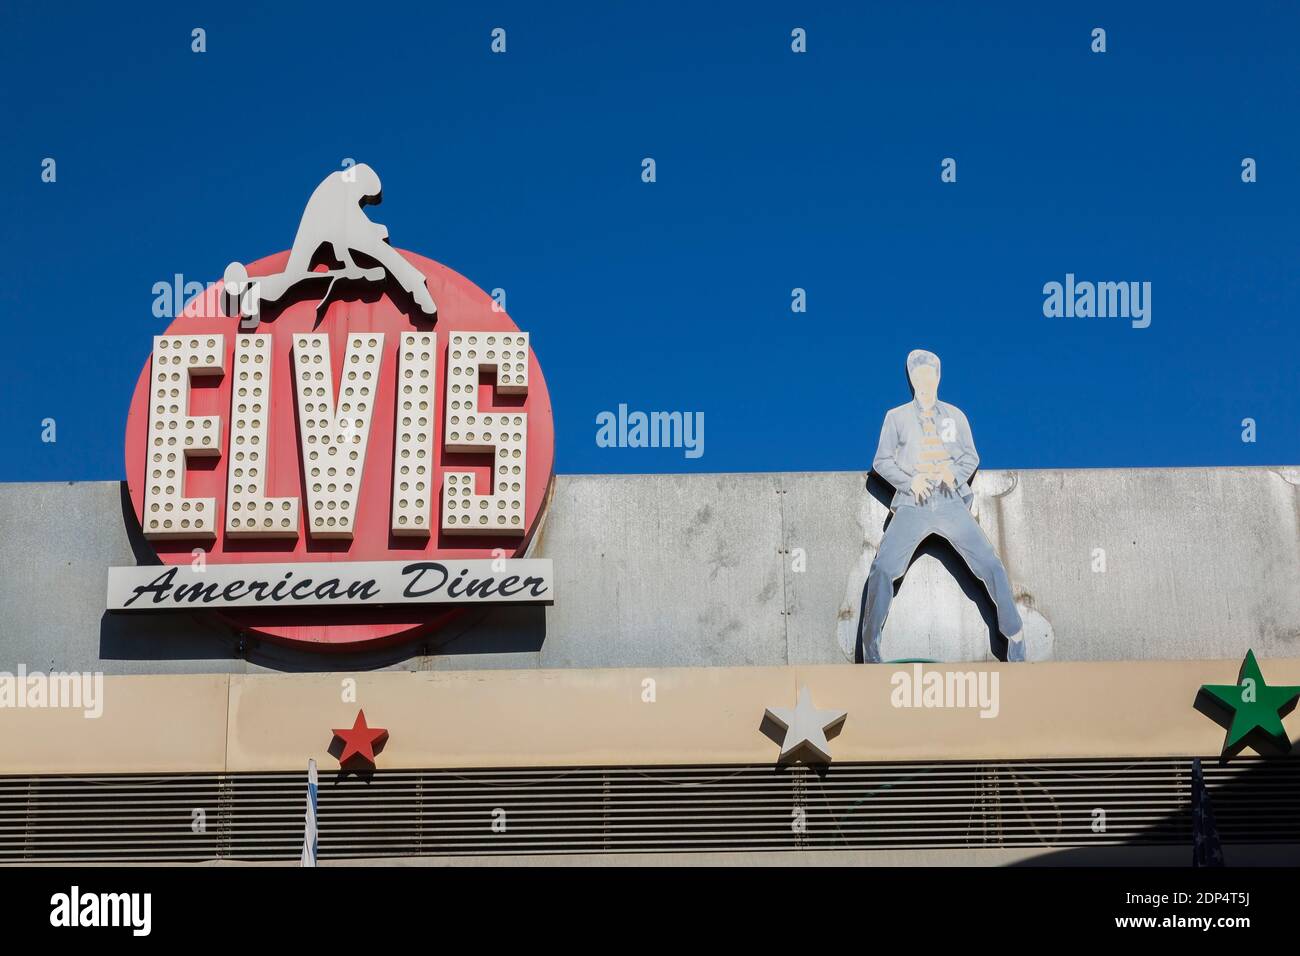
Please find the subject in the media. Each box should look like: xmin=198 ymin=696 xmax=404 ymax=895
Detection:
xmin=906 ymin=349 xmax=941 ymax=377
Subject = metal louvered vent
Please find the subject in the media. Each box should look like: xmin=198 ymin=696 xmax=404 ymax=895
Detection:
xmin=0 ymin=757 xmax=1296 ymax=862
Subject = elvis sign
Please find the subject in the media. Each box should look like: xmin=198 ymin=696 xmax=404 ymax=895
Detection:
xmin=110 ymin=166 xmax=556 ymax=649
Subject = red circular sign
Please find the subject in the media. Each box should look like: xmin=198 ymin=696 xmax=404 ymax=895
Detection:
xmin=124 ymin=250 xmax=555 ymax=650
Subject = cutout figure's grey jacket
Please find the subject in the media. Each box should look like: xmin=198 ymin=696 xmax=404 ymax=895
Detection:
xmin=872 ymin=400 xmax=979 ymax=510
xmin=863 ymin=398 xmax=1023 ymax=663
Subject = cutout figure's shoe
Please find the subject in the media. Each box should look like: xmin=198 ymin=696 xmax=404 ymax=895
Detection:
xmin=412 ymin=282 xmax=437 ymax=317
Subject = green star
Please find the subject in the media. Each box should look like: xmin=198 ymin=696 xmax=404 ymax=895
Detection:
xmin=1200 ymin=650 xmax=1300 ymax=752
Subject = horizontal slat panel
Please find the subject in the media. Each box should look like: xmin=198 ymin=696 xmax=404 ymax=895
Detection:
xmin=0 ymin=757 xmax=1294 ymax=861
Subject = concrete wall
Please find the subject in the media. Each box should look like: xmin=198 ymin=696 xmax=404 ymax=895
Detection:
xmin=0 ymin=466 xmax=1297 ymax=674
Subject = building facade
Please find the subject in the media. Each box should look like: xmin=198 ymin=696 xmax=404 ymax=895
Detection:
xmin=1 ymin=466 xmax=1298 ymax=864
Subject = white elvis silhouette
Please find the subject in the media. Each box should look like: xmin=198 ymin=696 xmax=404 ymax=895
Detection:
xmin=222 ymin=164 xmax=437 ymax=325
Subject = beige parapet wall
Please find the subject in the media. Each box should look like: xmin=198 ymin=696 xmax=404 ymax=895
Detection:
xmin=0 ymin=660 xmax=1295 ymax=775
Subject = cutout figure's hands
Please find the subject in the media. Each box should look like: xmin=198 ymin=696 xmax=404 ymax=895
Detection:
xmin=910 ymin=473 xmax=933 ymax=503
xmin=938 ymin=462 xmax=958 ymax=494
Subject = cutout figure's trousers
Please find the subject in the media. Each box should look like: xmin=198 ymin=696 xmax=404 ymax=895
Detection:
xmin=862 ymin=494 xmax=1022 ymax=663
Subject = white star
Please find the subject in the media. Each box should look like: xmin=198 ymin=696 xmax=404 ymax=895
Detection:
xmin=764 ymin=686 xmax=847 ymax=763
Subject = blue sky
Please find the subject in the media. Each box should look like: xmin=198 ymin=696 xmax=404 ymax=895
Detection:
xmin=2 ymin=0 xmax=1297 ymax=480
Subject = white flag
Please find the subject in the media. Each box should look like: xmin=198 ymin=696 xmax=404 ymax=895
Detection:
xmin=300 ymin=758 xmax=318 ymax=867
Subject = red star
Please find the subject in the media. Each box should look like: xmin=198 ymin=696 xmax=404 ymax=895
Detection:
xmin=331 ymin=710 xmax=389 ymax=769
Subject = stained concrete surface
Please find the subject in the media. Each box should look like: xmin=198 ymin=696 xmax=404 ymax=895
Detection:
xmin=0 ymin=466 xmax=1296 ymax=674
